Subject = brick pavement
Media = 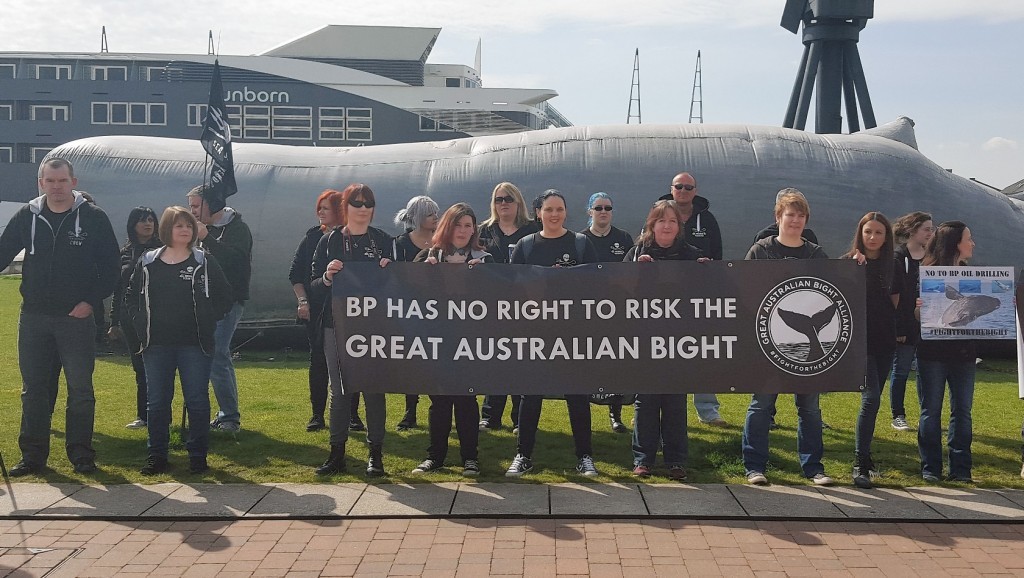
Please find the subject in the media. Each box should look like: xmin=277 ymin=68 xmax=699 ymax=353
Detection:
xmin=2 ymin=517 xmax=1024 ymax=577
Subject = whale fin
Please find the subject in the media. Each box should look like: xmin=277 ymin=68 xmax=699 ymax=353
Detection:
xmin=808 ymin=303 xmax=838 ymax=332
xmin=945 ymin=286 xmax=964 ymax=300
xmin=777 ymin=308 xmax=813 ymax=335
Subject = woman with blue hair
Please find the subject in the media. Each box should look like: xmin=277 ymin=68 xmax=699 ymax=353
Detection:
xmin=581 ymin=192 xmax=634 ymax=433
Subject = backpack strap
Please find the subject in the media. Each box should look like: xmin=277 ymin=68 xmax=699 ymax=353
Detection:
xmin=574 ymin=232 xmax=587 ymax=262
xmin=520 ymin=233 xmax=536 ymax=262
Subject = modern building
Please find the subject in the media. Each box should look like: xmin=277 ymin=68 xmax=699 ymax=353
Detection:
xmin=0 ymin=24 xmax=571 ymax=201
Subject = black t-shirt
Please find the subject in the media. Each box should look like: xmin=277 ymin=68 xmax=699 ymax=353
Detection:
xmin=745 ymin=237 xmax=828 ymax=260
xmin=583 ymin=226 xmax=634 ymax=263
xmin=892 ymin=244 xmax=922 ymax=343
xmin=479 ymin=222 xmax=539 ymax=264
xmin=511 ymin=231 xmax=598 ymax=266
xmin=149 ymin=254 xmax=200 ymax=346
xmin=863 ymin=257 xmax=901 ymax=356
xmin=393 ymin=232 xmax=421 ymax=263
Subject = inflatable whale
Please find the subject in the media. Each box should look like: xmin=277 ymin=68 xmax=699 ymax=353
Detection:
xmin=47 ymin=118 xmax=1024 ymax=326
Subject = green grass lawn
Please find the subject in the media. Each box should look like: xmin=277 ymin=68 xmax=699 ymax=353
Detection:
xmin=2 ymin=275 xmax=1023 ymax=487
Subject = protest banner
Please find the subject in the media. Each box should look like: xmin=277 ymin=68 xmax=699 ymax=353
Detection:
xmin=919 ymin=266 xmax=1016 ymax=340
xmin=331 ymin=259 xmax=865 ymax=395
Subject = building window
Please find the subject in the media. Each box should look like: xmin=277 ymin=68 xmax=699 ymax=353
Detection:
xmin=148 ymin=103 xmax=166 ymax=125
xmin=242 ymin=105 xmax=270 ymax=139
xmin=30 ymin=147 xmax=53 ymax=164
xmin=91 ymin=102 xmax=109 ymax=124
xmin=0 ymin=104 xmax=12 ymax=121
xmin=110 ymin=102 xmax=129 ymax=124
xmin=271 ymin=106 xmax=312 ymax=140
xmin=318 ymin=107 xmax=347 ymax=140
xmin=419 ymin=115 xmax=437 ymax=131
xmin=35 ymin=65 xmax=71 ymax=80
xmin=0 ymin=147 xmax=12 ymax=163
xmin=129 ymin=103 xmax=148 ymax=125
xmin=142 ymin=66 xmax=166 ymax=81
xmin=445 ymin=77 xmax=461 ymax=88
xmin=30 ymin=104 xmax=70 ymax=121
xmin=0 ymin=64 xmax=15 ymax=79
xmin=187 ymin=104 xmax=208 ymax=127
xmin=226 ymin=105 xmax=242 ymax=139
xmin=346 ymin=108 xmax=372 ymax=141
xmin=91 ymin=66 xmax=127 ymax=81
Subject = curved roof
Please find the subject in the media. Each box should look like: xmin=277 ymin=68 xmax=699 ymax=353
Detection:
xmin=260 ymin=25 xmax=441 ymax=62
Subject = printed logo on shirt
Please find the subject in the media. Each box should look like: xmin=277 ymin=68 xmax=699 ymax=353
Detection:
xmin=179 ymin=266 xmax=195 ymax=282
xmin=691 ymin=228 xmax=707 ymax=238
xmin=610 ymin=242 xmax=626 ymax=256
xmin=756 ymin=276 xmax=853 ymax=376
xmin=66 ymin=230 xmax=88 ymax=246
xmin=555 ymin=253 xmax=578 ymax=267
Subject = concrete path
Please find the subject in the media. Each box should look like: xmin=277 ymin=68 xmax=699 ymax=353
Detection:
xmin=3 ymin=483 xmax=1024 ymax=576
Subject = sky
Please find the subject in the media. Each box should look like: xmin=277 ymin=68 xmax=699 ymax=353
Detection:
xmin=3 ymin=0 xmax=1022 ymax=188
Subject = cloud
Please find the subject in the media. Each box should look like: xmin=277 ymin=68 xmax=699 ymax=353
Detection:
xmin=982 ymin=137 xmax=1019 ymax=152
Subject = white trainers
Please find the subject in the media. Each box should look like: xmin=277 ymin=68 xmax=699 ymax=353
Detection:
xmin=411 ymin=459 xmax=441 ymax=474
xmin=812 ymin=473 xmax=835 ymax=486
xmin=576 ymin=455 xmax=599 ymax=477
xmin=125 ymin=419 xmax=147 ymax=429
xmin=891 ymin=416 xmax=914 ymax=431
xmin=747 ymin=471 xmax=768 ymax=485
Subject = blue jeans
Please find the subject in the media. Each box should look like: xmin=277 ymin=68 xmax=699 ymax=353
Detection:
xmin=889 ymin=342 xmax=918 ymax=418
xmin=917 ymin=359 xmax=975 ymax=479
xmin=632 ymin=394 xmax=688 ymax=467
xmin=143 ymin=345 xmax=213 ymax=459
xmin=17 ymin=310 xmax=97 ymax=466
xmin=742 ymin=393 xmax=824 ymax=478
xmin=693 ymin=393 xmax=721 ymax=422
xmin=211 ymin=302 xmax=243 ymax=425
xmin=855 ymin=354 xmax=893 ymax=461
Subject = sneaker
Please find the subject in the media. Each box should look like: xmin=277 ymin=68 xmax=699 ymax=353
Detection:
xmin=189 ymin=456 xmax=209 ymax=474
xmin=512 ymin=426 xmax=519 ymax=435
xmin=479 ymin=420 xmax=500 ymax=432
xmin=576 ymin=455 xmax=599 ymax=477
xmin=610 ymin=419 xmax=628 ymax=433
xmin=349 ymin=416 xmax=366 ymax=432
xmin=73 ymin=460 xmax=97 ymax=474
xmin=922 ymin=473 xmax=940 ymax=483
xmin=140 ymin=456 xmax=168 ymax=476
xmin=211 ymin=420 xmax=240 ymax=433
xmin=632 ymin=464 xmax=651 ymax=478
xmin=505 ymin=454 xmax=533 ymax=477
xmin=891 ymin=416 xmax=914 ymax=432
xmin=747 ymin=471 xmax=768 ymax=485
xmin=125 ymin=419 xmax=147 ymax=429
xmin=411 ymin=459 xmax=442 ymax=474
xmin=702 ymin=417 xmax=728 ymax=427
xmin=768 ymin=418 xmax=779 ymax=431
xmin=462 ymin=459 xmax=480 ymax=477
xmin=1020 ymin=463 xmax=1024 ymax=480
xmin=822 ymin=421 xmax=832 ymax=430
xmin=812 ymin=473 xmax=834 ymax=486
xmin=305 ymin=415 xmax=326 ymax=432
xmin=9 ymin=460 xmax=42 ymax=477
xmin=668 ymin=466 xmax=688 ymax=481
xmin=946 ymin=474 xmax=974 ymax=483
xmin=852 ymin=464 xmax=873 ymax=489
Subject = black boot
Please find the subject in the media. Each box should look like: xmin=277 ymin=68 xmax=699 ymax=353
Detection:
xmin=852 ymin=454 xmax=873 ymax=489
xmin=397 ymin=395 xmax=418 ymax=431
xmin=367 ymin=443 xmax=385 ymax=477
xmin=349 ymin=394 xmax=365 ymax=431
xmin=609 ymin=404 xmax=627 ymax=433
xmin=315 ymin=445 xmax=346 ymax=475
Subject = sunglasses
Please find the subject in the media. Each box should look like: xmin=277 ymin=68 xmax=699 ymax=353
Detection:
xmin=493 ymin=196 xmax=516 ymax=204
xmin=590 ymin=205 xmax=613 ymax=212
xmin=348 ymin=200 xmax=375 ymax=209
xmin=673 ymin=183 xmax=695 ymax=191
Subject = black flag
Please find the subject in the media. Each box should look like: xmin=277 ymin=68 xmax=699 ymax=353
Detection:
xmin=199 ymin=59 xmax=237 ymax=213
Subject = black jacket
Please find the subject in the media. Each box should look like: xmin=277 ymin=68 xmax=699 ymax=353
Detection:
xmin=288 ymin=225 xmax=326 ymax=318
xmin=111 ymin=237 xmax=163 ymax=352
xmin=892 ymin=244 xmax=922 ymax=344
xmin=623 ymin=238 xmax=704 ymax=262
xmin=0 ymin=192 xmax=120 ymax=315
xmin=126 ymin=247 xmax=233 ymax=355
xmin=656 ymin=194 xmax=722 ymax=260
xmin=199 ymin=208 xmax=252 ymax=303
xmin=309 ymin=225 xmax=394 ymax=338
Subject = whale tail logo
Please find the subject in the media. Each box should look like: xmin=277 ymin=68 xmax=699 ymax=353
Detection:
xmin=777 ymin=303 xmax=838 ymax=362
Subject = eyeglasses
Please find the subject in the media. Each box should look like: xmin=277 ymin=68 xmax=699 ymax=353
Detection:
xmin=590 ymin=205 xmax=613 ymax=212
xmin=139 ymin=216 xmax=156 ymax=222
xmin=673 ymin=183 xmax=695 ymax=191
xmin=348 ymin=200 xmax=375 ymax=209
xmin=493 ymin=196 xmax=516 ymax=204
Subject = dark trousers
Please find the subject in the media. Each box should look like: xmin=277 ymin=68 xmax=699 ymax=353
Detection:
xmin=632 ymin=394 xmax=688 ymax=467
xmin=130 ymin=351 xmax=148 ymax=422
xmin=481 ymin=394 xmax=521 ymax=427
xmin=854 ymin=354 xmax=893 ymax=461
xmin=18 ymin=310 xmax=97 ymax=466
xmin=426 ymin=395 xmax=479 ymax=463
xmin=306 ymin=322 xmax=328 ymax=418
xmin=516 ymin=395 xmax=592 ymax=459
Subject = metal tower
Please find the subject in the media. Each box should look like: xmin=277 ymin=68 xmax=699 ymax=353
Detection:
xmin=626 ymin=49 xmax=641 ymax=124
xmin=689 ymin=50 xmax=703 ymax=124
xmin=100 ymin=26 xmax=109 ymax=53
xmin=781 ymin=0 xmax=876 ymax=134
xmin=207 ymin=31 xmax=215 ymax=56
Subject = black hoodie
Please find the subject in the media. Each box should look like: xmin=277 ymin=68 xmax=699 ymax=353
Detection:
xmin=656 ymin=194 xmax=722 ymax=260
xmin=0 ymin=192 xmax=120 ymax=315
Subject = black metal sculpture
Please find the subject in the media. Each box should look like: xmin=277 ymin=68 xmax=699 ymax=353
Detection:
xmin=781 ymin=0 xmax=876 ymax=134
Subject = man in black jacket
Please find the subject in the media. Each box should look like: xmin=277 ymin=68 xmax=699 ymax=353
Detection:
xmin=0 ymin=158 xmax=119 ymax=476
xmin=188 ymin=185 xmax=253 ymax=433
